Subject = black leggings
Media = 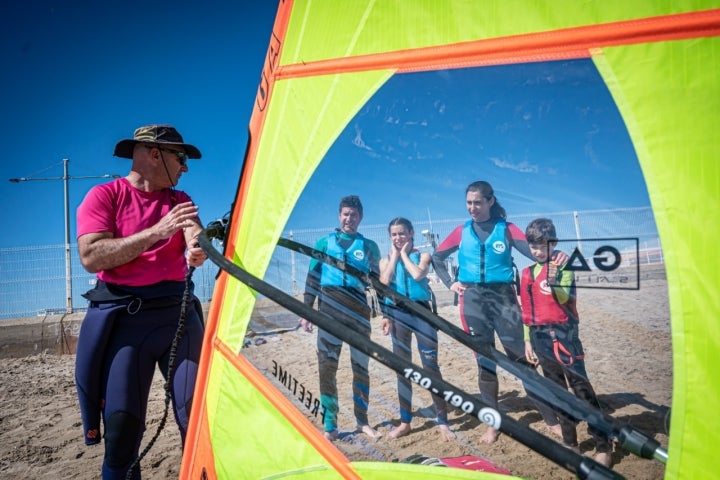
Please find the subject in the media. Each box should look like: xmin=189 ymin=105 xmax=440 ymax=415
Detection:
xmin=459 ymin=283 xmax=557 ymax=425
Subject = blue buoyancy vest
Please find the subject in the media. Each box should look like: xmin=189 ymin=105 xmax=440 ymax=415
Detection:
xmin=320 ymin=233 xmax=370 ymax=290
xmin=386 ymin=251 xmax=432 ymax=303
xmin=457 ymin=219 xmax=513 ymax=283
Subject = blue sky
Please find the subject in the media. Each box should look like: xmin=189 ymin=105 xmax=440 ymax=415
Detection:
xmin=0 ymin=1 xmax=657 ymax=317
xmin=1 ymin=1 xmax=280 ymax=248
xmin=286 ymin=60 xmax=651 ymax=232
xmin=1 ymin=2 xmax=652 ymax=245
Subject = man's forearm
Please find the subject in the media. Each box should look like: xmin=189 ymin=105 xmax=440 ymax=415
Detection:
xmin=80 ymin=230 xmax=160 ymax=273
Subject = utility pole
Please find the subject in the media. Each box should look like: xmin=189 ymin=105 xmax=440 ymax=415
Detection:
xmin=9 ymin=159 xmax=120 ymax=314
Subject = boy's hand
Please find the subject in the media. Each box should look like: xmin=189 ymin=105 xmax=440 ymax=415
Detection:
xmin=547 ymin=262 xmax=558 ymax=282
xmin=551 ymin=250 xmax=569 ymax=266
xmin=525 ymin=341 xmax=539 ymax=366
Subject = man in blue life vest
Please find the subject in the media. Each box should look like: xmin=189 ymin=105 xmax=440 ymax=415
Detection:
xmin=299 ymin=195 xmax=383 ymax=441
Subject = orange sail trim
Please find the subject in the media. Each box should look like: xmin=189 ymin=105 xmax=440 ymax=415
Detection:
xmin=275 ymin=8 xmax=720 ymax=78
xmin=180 ymin=397 xmax=217 ymax=479
xmin=179 ymin=273 xmax=226 ymax=479
xmin=182 ymin=3 xmax=293 ymax=477
xmin=181 ymin=320 xmax=362 ymax=479
xmin=215 ymin=340 xmax=362 ymax=479
xmin=225 ymin=0 xmax=292 ymax=252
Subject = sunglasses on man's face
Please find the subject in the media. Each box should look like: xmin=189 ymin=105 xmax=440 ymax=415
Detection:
xmin=152 ymin=145 xmax=188 ymax=166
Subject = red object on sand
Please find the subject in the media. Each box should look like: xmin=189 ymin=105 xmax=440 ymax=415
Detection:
xmin=440 ymin=455 xmax=513 ymax=475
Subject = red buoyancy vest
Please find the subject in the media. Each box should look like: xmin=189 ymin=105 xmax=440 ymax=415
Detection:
xmin=520 ymin=263 xmax=578 ymax=326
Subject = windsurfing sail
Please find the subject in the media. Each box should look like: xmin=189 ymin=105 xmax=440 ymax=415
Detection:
xmin=181 ymin=2 xmax=720 ymax=479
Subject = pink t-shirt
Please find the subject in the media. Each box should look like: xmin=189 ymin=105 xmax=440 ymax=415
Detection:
xmin=76 ymin=178 xmax=192 ymax=286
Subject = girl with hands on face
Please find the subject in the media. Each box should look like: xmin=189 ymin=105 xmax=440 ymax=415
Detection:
xmin=379 ymin=217 xmax=456 ymax=442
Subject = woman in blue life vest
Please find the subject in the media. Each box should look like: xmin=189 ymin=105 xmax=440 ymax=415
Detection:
xmin=432 ymin=180 xmax=567 ymax=444
xmin=379 ymin=217 xmax=456 ymax=442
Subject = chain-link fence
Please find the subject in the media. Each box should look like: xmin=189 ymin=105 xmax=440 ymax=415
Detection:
xmin=0 ymin=248 xmax=220 ymax=320
xmin=271 ymin=206 xmax=662 ymax=295
xmin=0 ymin=206 xmax=661 ymax=320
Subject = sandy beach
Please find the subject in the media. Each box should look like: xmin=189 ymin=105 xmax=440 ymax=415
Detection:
xmin=0 ymin=264 xmax=670 ymax=479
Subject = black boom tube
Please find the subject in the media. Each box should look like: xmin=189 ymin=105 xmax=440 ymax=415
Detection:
xmin=276 ymin=237 xmax=668 ymax=465
xmin=198 ymin=231 xmax=624 ymax=480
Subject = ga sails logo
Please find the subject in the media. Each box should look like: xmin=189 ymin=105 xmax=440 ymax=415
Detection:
xmin=552 ymin=237 xmax=641 ymax=290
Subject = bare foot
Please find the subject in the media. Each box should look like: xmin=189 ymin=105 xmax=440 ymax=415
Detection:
xmin=547 ymin=423 xmax=563 ymax=438
xmin=360 ymin=425 xmax=382 ymax=439
xmin=437 ymin=424 xmax=456 ymax=442
xmin=323 ymin=430 xmax=339 ymax=441
xmin=594 ymin=451 xmax=612 ymax=467
xmin=479 ymin=426 xmax=499 ymax=444
xmin=387 ymin=422 xmax=411 ymax=439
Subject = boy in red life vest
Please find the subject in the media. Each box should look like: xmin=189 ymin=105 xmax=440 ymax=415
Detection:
xmin=520 ymin=218 xmax=612 ymax=467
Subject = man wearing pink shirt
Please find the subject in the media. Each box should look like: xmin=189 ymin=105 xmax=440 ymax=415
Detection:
xmin=74 ymin=124 xmax=207 ymax=480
